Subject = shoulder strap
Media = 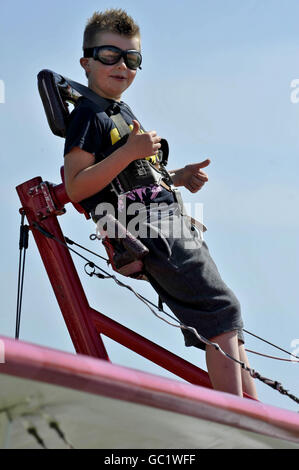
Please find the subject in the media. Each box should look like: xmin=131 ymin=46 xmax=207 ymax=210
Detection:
xmin=64 ymin=76 xmax=131 ymax=138
xmin=63 ymin=76 xmax=111 ymax=112
xmin=109 ymin=112 xmax=131 ymax=138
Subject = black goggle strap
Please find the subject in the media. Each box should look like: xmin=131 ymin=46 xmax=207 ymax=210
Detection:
xmin=83 ymin=48 xmax=93 ymax=58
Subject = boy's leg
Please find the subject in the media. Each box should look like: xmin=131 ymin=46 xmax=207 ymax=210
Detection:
xmin=238 ymin=342 xmax=259 ymax=399
xmin=205 ymin=330 xmax=243 ymax=397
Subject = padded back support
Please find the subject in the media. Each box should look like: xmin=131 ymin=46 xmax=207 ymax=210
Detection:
xmin=38 ymin=69 xmax=90 ymax=219
xmin=37 ymin=69 xmax=81 ymax=138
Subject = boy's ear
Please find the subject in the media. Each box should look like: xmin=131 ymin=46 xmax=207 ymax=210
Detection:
xmin=80 ymin=57 xmax=91 ymax=73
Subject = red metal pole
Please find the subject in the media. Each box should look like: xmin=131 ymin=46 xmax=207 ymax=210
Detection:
xmin=16 ymin=177 xmax=109 ymax=360
xmin=89 ymin=307 xmax=213 ymax=388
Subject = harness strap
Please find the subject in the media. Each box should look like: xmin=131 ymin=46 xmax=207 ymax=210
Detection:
xmin=64 ymin=76 xmax=112 ymax=112
xmin=64 ymin=76 xmax=133 ymax=144
xmin=63 ymin=75 xmax=172 ymax=198
xmin=109 ymin=110 xmax=132 ymax=137
xmin=171 ymin=188 xmax=207 ymax=233
xmin=65 ymin=80 xmax=208 ymax=241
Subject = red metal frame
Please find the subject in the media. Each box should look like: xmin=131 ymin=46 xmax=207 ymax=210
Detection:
xmin=16 ymin=175 xmax=253 ymax=396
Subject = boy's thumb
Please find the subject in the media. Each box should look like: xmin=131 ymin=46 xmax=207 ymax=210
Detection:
xmin=197 ymin=158 xmax=211 ymax=169
xmin=131 ymin=119 xmax=140 ymax=135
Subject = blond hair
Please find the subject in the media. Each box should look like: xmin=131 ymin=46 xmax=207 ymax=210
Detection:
xmin=83 ymin=9 xmax=140 ymax=49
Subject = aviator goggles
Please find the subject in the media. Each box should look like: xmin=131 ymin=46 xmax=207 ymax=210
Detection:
xmin=83 ymin=45 xmax=142 ymax=70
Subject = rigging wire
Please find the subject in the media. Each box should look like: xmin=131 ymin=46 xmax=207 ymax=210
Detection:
xmin=245 ymin=349 xmax=299 ymax=363
xmin=26 ymin=222 xmax=299 ymax=406
xmin=15 ymin=211 xmax=29 ymax=340
xmin=243 ymin=329 xmax=299 ymax=360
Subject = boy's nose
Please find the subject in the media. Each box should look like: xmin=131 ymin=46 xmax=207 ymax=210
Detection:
xmin=116 ymin=57 xmax=127 ymax=69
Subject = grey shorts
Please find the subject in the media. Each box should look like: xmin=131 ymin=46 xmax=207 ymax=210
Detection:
xmin=138 ymin=204 xmax=244 ymax=351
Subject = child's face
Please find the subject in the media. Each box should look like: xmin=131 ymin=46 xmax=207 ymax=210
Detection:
xmin=80 ymin=31 xmax=140 ymax=101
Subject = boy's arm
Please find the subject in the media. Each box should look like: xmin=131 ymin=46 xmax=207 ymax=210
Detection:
xmin=64 ymin=120 xmax=161 ymax=202
xmin=169 ymin=159 xmax=210 ymax=193
xmin=64 ymin=145 xmax=132 ymax=202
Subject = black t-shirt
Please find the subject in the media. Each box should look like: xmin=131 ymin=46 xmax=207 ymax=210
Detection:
xmin=64 ymin=97 xmax=174 ymax=214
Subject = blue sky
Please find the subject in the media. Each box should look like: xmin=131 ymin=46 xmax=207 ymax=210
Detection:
xmin=1 ymin=0 xmax=299 ymax=413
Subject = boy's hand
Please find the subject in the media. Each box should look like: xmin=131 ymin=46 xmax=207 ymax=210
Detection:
xmin=181 ymin=159 xmax=211 ymax=193
xmin=125 ymin=120 xmax=161 ymax=162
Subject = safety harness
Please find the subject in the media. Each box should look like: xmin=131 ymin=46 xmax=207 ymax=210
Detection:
xmin=37 ymin=69 xmax=184 ymax=277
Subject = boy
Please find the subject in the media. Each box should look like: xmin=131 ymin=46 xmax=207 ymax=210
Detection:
xmin=64 ymin=9 xmax=257 ymax=399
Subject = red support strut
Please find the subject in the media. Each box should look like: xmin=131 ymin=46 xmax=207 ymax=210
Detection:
xmin=16 ymin=177 xmax=109 ymax=360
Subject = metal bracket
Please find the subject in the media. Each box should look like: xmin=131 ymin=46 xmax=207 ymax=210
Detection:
xmin=27 ymin=181 xmax=66 ymax=220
